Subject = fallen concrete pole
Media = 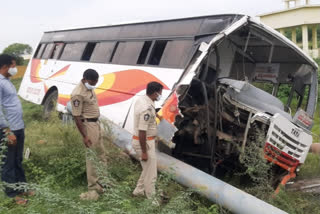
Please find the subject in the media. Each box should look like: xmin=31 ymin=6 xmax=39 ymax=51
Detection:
xmin=106 ymin=119 xmax=287 ymax=214
xmin=157 ymin=152 xmax=287 ymax=214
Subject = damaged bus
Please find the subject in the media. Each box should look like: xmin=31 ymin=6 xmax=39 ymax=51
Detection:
xmin=19 ymin=14 xmax=318 ymax=190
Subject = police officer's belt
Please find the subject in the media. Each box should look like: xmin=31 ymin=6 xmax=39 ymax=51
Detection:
xmin=132 ymin=136 xmax=155 ymax=141
xmin=81 ymin=118 xmax=99 ymax=122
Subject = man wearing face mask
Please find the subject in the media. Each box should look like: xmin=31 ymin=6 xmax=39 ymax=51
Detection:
xmin=132 ymin=81 xmax=163 ymax=203
xmin=0 ymin=54 xmax=30 ymax=204
xmin=71 ymin=69 xmax=107 ymax=200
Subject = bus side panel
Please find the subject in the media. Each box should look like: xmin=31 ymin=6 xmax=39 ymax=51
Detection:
xmin=19 ymin=58 xmax=184 ymax=131
xmin=18 ymin=58 xmax=47 ymax=105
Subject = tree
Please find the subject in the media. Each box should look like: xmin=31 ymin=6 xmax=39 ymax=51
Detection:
xmin=2 ymin=43 xmax=33 ymax=65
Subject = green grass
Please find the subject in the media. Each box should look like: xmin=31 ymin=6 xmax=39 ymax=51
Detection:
xmin=0 ymin=78 xmax=319 ymax=214
xmin=298 ymin=153 xmax=320 ymax=180
xmin=312 ymin=108 xmax=320 ymax=142
xmin=0 ymin=106 xmax=219 ymax=214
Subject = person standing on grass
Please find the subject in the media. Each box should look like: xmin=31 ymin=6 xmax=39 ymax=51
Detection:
xmin=0 ymin=54 xmax=32 ymax=205
xmin=132 ymin=81 xmax=163 ymax=204
xmin=71 ymin=69 xmax=107 ymax=201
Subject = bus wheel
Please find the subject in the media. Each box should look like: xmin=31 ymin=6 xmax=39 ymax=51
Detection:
xmin=43 ymin=90 xmax=58 ymax=120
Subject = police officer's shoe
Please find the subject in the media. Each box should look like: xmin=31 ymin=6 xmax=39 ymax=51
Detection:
xmin=132 ymin=189 xmax=145 ymax=197
xmin=132 ymin=192 xmax=145 ymax=197
xmin=79 ymin=190 xmax=100 ymax=201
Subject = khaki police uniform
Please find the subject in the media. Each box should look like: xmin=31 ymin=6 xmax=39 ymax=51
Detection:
xmin=71 ymin=82 xmax=107 ymax=193
xmin=132 ymin=95 xmax=157 ymax=199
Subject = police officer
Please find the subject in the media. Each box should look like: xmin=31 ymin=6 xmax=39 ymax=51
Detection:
xmin=71 ymin=69 xmax=106 ymax=200
xmin=132 ymin=81 xmax=163 ymax=200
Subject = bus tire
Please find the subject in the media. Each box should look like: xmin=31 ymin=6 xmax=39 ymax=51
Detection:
xmin=43 ymin=90 xmax=58 ymax=120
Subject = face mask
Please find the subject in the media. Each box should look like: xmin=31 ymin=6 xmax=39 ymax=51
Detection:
xmin=8 ymin=67 xmax=18 ymax=76
xmin=156 ymin=93 xmax=162 ymax=101
xmin=84 ymin=82 xmax=96 ymax=90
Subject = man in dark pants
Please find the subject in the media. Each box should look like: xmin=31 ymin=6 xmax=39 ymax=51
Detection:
xmin=0 ymin=54 xmax=30 ymax=204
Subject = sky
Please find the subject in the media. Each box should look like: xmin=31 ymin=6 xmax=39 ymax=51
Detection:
xmin=1 ymin=0 xmax=320 ymax=53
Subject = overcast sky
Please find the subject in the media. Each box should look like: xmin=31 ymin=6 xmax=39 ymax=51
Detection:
xmin=1 ymin=0 xmax=320 ymax=53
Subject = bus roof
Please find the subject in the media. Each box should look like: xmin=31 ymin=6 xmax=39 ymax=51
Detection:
xmin=41 ymin=14 xmax=244 ymax=43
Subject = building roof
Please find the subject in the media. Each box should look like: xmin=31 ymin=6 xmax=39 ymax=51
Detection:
xmin=258 ymin=4 xmax=320 ymax=29
xmin=258 ymin=4 xmax=320 ymax=17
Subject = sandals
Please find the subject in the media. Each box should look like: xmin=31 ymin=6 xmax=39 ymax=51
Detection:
xmin=13 ymin=191 xmax=35 ymax=205
xmin=14 ymin=196 xmax=28 ymax=205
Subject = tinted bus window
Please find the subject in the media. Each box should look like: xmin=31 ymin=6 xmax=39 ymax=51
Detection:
xmin=81 ymin=42 xmax=97 ymax=61
xmin=51 ymin=43 xmax=65 ymax=59
xmin=90 ymin=42 xmax=116 ymax=63
xmin=112 ymin=41 xmax=144 ymax=65
xmin=148 ymin=40 xmax=168 ymax=65
xmin=37 ymin=44 xmax=47 ymax=58
xmin=42 ymin=43 xmax=55 ymax=59
xmin=60 ymin=43 xmax=87 ymax=61
xmin=109 ymin=42 xmax=119 ymax=62
xmin=110 ymin=42 xmax=126 ymax=63
xmin=160 ymin=40 xmax=193 ymax=68
xmin=137 ymin=41 xmax=152 ymax=64
xmin=34 ymin=44 xmax=46 ymax=59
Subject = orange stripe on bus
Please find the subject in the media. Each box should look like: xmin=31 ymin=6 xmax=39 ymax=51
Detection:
xmin=96 ymin=69 xmax=169 ymax=106
xmin=30 ymin=59 xmax=42 ymax=83
xmin=48 ymin=65 xmax=70 ymax=79
xmin=57 ymin=69 xmax=169 ymax=106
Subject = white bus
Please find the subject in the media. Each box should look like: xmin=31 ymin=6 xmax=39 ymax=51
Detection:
xmin=19 ymin=14 xmax=318 ymax=189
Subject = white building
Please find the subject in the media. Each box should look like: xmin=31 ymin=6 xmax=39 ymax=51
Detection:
xmin=259 ymin=0 xmax=320 ymax=58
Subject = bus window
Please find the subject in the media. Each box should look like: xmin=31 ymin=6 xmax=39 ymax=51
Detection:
xmin=90 ymin=42 xmax=116 ymax=63
xmin=300 ymin=85 xmax=310 ymax=110
xmin=137 ymin=41 xmax=152 ymax=64
xmin=60 ymin=43 xmax=87 ymax=61
xmin=110 ymin=42 xmax=126 ymax=63
xmin=81 ymin=42 xmax=97 ymax=61
xmin=42 ymin=43 xmax=55 ymax=59
xmin=109 ymin=42 xmax=119 ymax=63
xmin=290 ymin=85 xmax=310 ymax=113
xmin=277 ymin=84 xmax=291 ymax=107
xmin=148 ymin=40 xmax=168 ymax=65
xmin=279 ymin=82 xmax=310 ymax=115
xmin=159 ymin=40 xmax=193 ymax=68
xmin=111 ymin=41 xmax=145 ymax=65
xmin=50 ymin=43 xmax=65 ymax=59
xmin=277 ymin=83 xmax=302 ymax=114
xmin=34 ymin=44 xmax=46 ymax=59
xmin=289 ymin=91 xmax=301 ymax=115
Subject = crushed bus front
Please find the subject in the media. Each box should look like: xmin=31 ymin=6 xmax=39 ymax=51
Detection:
xmin=159 ymin=16 xmax=318 ymax=190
